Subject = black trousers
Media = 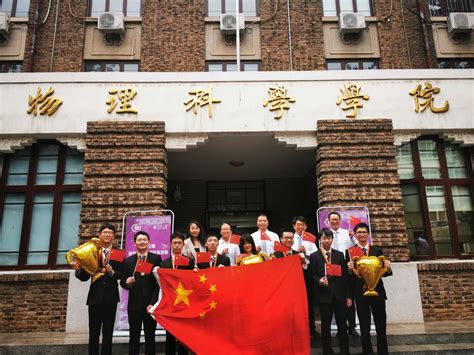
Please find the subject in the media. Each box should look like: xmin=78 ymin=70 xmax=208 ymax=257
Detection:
xmin=128 ymin=308 xmax=157 ymax=355
xmin=303 ymin=269 xmax=316 ymax=336
xmin=165 ymin=331 xmax=188 ymax=355
xmin=356 ymin=298 xmax=388 ymax=355
xmin=319 ymin=301 xmax=349 ymax=355
xmin=347 ymin=303 xmax=357 ymax=330
xmin=88 ymin=303 xmax=117 ymax=355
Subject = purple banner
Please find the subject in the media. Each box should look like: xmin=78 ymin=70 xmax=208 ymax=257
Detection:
xmin=317 ymin=206 xmax=371 ymax=243
xmin=116 ymin=214 xmax=173 ymax=330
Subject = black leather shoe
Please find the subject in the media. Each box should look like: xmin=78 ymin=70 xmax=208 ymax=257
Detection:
xmin=348 ymin=328 xmax=360 ymax=337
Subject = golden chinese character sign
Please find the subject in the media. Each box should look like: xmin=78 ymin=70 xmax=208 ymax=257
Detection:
xmin=263 ymin=85 xmax=296 ymax=119
xmin=409 ymin=82 xmax=449 ymax=113
xmin=336 ymin=82 xmax=369 ymax=119
xmin=27 ymin=87 xmax=63 ymax=116
xmin=106 ymin=88 xmax=138 ymax=114
xmin=184 ymin=86 xmax=221 ymax=118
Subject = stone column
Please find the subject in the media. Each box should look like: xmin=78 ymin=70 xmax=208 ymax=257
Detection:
xmin=316 ymin=119 xmax=409 ymax=262
xmin=79 ymin=121 xmax=167 ymax=245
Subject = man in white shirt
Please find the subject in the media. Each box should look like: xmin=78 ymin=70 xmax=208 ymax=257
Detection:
xmin=217 ymin=223 xmax=240 ymax=266
xmin=292 ymin=216 xmax=318 ymax=344
xmin=251 ymin=214 xmax=279 ymax=255
xmin=328 ymin=211 xmax=359 ymax=337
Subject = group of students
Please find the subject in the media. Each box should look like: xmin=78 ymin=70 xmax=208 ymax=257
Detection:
xmin=72 ymin=212 xmax=392 ymax=355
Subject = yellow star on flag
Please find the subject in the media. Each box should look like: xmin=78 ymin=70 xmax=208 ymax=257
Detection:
xmin=173 ymin=281 xmax=193 ymax=307
xmin=199 ymin=274 xmax=208 ymax=283
xmin=209 ymin=284 xmax=217 ymax=293
xmin=199 ymin=312 xmax=206 ymax=320
xmin=209 ymin=300 xmax=217 ymax=310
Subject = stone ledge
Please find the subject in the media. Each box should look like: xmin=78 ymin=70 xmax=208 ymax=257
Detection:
xmin=416 ymin=260 xmax=474 ymax=272
xmin=0 ymin=271 xmax=70 ymax=283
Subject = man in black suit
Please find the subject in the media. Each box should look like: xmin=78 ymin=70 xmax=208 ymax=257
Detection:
xmin=310 ymin=228 xmax=350 ymax=355
xmin=120 ymin=231 xmax=162 ymax=355
xmin=160 ymin=232 xmax=195 ymax=355
xmin=73 ymin=223 xmax=121 ymax=355
xmin=272 ymin=227 xmax=305 ymax=260
xmin=346 ymin=223 xmax=392 ymax=355
xmin=197 ymin=233 xmax=230 ymax=269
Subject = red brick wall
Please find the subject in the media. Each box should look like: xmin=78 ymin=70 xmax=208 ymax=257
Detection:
xmin=316 ymin=119 xmax=409 ymax=261
xmin=418 ymin=262 xmax=474 ymax=321
xmin=79 ymin=121 xmax=167 ymax=244
xmin=23 ymin=0 xmax=87 ymax=72
xmin=0 ymin=272 xmax=69 ymax=332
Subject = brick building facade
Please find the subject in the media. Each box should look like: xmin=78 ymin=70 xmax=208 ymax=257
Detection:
xmin=0 ymin=0 xmax=473 ymax=333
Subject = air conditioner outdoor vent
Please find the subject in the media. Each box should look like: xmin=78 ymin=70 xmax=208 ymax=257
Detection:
xmin=98 ymin=12 xmax=125 ymax=33
xmin=339 ymin=12 xmax=366 ymax=36
xmin=0 ymin=12 xmax=10 ymax=40
xmin=220 ymin=13 xmax=245 ymax=35
xmin=447 ymin=12 xmax=474 ymax=38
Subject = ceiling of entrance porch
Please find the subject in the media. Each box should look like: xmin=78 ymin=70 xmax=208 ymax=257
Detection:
xmin=168 ymin=134 xmax=315 ymax=180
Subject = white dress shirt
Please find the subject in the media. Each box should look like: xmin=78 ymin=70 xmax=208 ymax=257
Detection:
xmin=331 ymin=228 xmax=357 ymax=253
xmin=217 ymin=238 xmax=240 ymax=266
xmin=292 ymin=232 xmax=318 ymax=266
xmin=251 ymin=229 xmax=280 ymax=255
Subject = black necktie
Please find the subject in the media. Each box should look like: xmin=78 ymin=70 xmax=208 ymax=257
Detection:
xmin=211 ymin=256 xmax=216 ymax=264
xmin=362 ymin=247 xmax=367 ymax=256
xmin=325 ymin=251 xmax=331 ymax=262
xmin=103 ymin=249 xmax=109 ymax=265
xmin=139 ymin=255 xmax=145 ymax=261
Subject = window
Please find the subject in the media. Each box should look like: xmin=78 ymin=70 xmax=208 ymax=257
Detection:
xmin=396 ymin=138 xmax=474 ymax=259
xmin=0 ymin=142 xmax=84 ymax=269
xmin=88 ymin=0 xmax=141 ymax=17
xmin=438 ymin=59 xmax=474 ymax=69
xmin=326 ymin=59 xmax=379 ymax=70
xmin=322 ymin=0 xmax=373 ymax=16
xmin=428 ymin=0 xmax=473 ymax=17
xmin=0 ymin=0 xmax=30 ymax=17
xmin=84 ymin=61 xmax=139 ymax=72
xmin=206 ymin=61 xmax=261 ymax=72
xmin=207 ymin=181 xmax=264 ymax=212
xmin=207 ymin=0 xmax=259 ymax=17
xmin=0 ymin=62 xmax=22 ymax=73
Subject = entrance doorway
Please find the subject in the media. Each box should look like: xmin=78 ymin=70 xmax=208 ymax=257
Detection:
xmin=167 ymin=134 xmax=317 ymax=235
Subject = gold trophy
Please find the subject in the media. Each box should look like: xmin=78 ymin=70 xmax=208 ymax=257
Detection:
xmin=235 ymin=252 xmax=270 ymax=266
xmin=352 ymin=256 xmax=389 ymax=296
xmin=66 ymin=238 xmax=105 ymax=283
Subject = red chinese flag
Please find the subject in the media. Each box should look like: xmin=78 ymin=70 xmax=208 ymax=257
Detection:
xmin=109 ymin=248 xmax=125 ymax=262
xmin=196 ymin=252 xmax=211 ymax=264
xmin=136 ymin=260 xmax=153 ymax=275
xmin=152 ymin=255 xmax=309 ymax=354
xmin=348 ymin=246 xmax=364 ymax=259
xmin=274 ymin=241 xmax=290 ymax=253
xmin=175 ymin=255 xmax=190 ymax=267
xmin=326 ymin=263 xmax=342 ymax=277
xmin=260 ymin=232 xmax=271 ymax=241
xmin=230 ymin=234 xmax=241 ymax=245
xmin=349 ymin=215 xmax=362 ymax=226
xmin=303 ymin=232 xmax=316 ymax=243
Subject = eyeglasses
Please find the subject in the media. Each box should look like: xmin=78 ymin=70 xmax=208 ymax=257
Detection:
xmin=356 ymin=231 xmax=369 ymax=235
xmin=101 ymin=231 xmax=114 ymax=236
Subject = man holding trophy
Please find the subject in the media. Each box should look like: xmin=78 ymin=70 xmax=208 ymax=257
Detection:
xmin=346 ymin=222 xmax=392 ymax=355
xmin=70 ymin=223 xmax=121 ymax=355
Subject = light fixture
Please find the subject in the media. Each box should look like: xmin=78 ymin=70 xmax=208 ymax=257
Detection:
xmin=229 ymin=160 xmax=244 ymax=167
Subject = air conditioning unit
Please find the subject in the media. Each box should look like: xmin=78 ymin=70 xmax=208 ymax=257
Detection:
xmin=220 ymin=13 xmax=245 ymax=35
xmin=98 ymin=12 xmax=125 ymax=34
xmin=0 ymin=12 xmax=10 ymax=39
xmin=447 ymin=12 xmax=474 ymax=38
xmin=339 ymin=12 xmax=366 ymax=36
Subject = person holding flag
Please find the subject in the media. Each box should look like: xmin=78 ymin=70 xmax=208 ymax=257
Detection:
xmin=272 ymin=227 xmax=302 ymax=258
xmin=216 ymin=223 xmax=240 ymax=266
xmin=159 ymin=232 xmax=195 ymax=355
xmin=72 ymin=223 xmax=122 ymax=355
xmin=328 ymin=210 xmax=359 ymax=337
xmin=196 ymin=233 xmax=230 ymax=269
xmin=310 ymin=228 xmax=350 ymax=355
xmin=292 ymin=216 xmax=318 ymax=342
xmin=346 ymin=222 xmax=392 ymax=355
xmin=120 ymin=231 xmax=162 ymax=355
xmin=250 ymin=214 xmax=279 ymax=254
xmin=236 ymin=233 xmax=259 ymax=263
